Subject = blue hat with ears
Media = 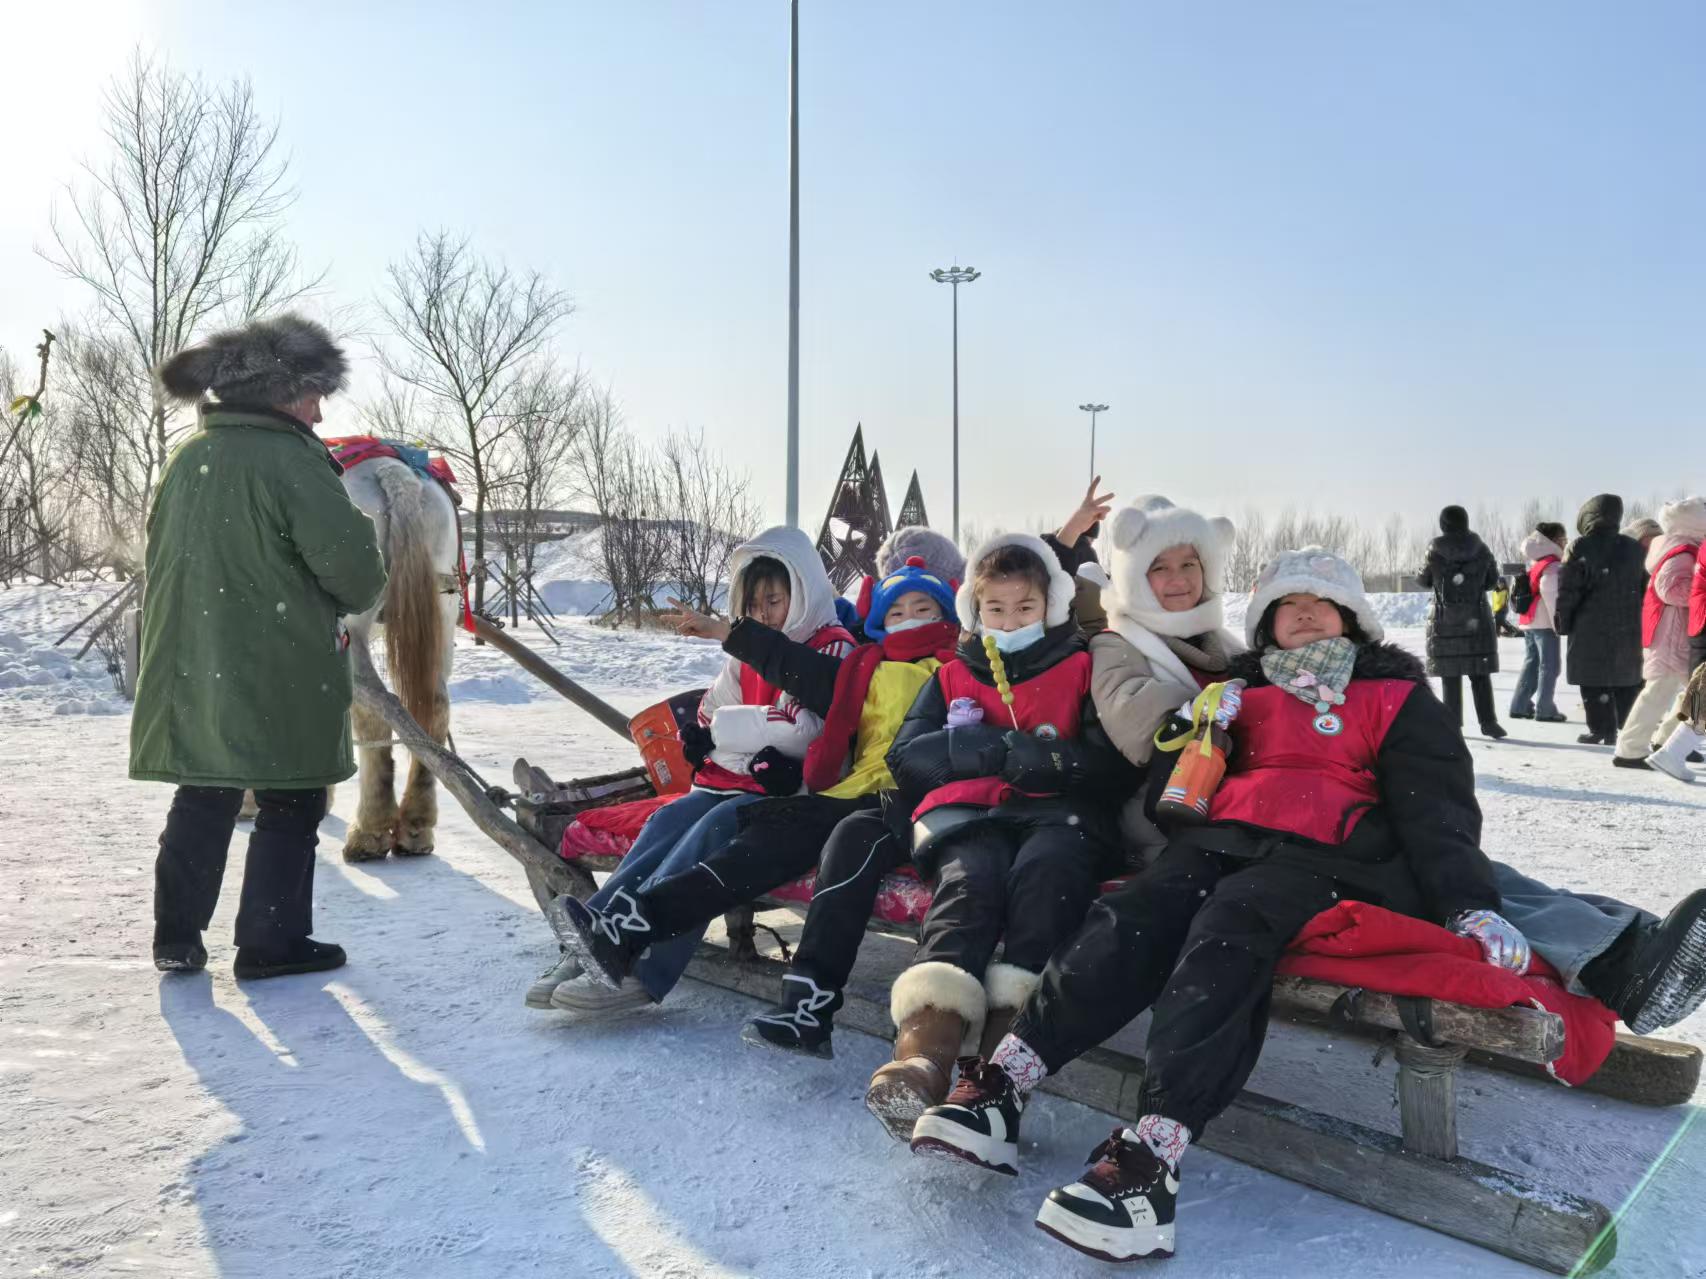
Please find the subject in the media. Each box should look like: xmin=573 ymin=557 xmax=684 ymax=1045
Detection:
xmin=861 ymin=556 xmax=960 ymax=640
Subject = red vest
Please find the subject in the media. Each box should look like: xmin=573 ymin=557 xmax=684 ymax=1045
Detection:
xmin=1692 ymin=558 xmax=1706 ymax=639
xmin=914 ymin=650 xmax=1092 ymax=818
xmin=1642 ymin=544 xmax=1696 ymax=649
xmin=1519 ymin=555 xmax=1558 ymax=626
xmin=1209 ymin=680 xmax=1412 ymax=846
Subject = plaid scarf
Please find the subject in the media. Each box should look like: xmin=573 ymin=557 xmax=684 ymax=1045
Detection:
xmin=1260 ymin=637 xmax=1357 ymax=713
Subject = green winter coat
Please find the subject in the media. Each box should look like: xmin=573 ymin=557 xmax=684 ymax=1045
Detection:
xmin=129 ymin=404 xmax=387 ymax=789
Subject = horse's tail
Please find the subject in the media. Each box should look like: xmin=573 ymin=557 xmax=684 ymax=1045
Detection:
xmin=376 ymin=464 xmax=446 ymax=734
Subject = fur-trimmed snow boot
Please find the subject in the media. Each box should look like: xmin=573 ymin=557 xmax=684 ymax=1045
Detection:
xmin=978 ymin=962 xmax=1042 ymax=1059
xmin=865 ymin=961 xmax=984 ymax=1142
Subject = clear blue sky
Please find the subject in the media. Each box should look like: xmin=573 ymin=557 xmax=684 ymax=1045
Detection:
xmin=4 ymin=1 xmax=1702 ymax=534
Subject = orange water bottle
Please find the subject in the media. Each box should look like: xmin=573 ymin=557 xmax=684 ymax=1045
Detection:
xmin=1155 ymin=681 xmax=1241 ymax=825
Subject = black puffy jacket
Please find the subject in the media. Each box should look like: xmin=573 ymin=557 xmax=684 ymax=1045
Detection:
xmin=1554 ymin=495 xmax=1648 ymax=687
xmin=1418 ymin=521 xmax=1501 ymax=678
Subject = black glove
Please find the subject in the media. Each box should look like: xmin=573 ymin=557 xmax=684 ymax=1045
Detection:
xmin=680 ymin=722 xmax=714 ymax=771
xmin=999 ymin=730 xmax=1073 ymax=792
xmin=748 ymin=746 xmax=804 ymax=797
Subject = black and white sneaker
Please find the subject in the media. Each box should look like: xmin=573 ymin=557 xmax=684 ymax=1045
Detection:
xmin=1035 ymin=1128 xmax=1179 ymax=1262
xmin=1615 ymin=889 xmax=1706 ymax=1035
xmin=740 ymin=975 xmax=842 ymax=1058
xmin=546 ymin=891 xmax=650 ymax=989
xmin=910 ymin=1056 xmax=1023 ymax=1176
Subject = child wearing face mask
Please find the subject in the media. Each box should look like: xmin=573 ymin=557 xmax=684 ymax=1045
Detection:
xmin=547 ymin=534 xmax=966 ymax=1018
xmin=862 ymin=533 xmax=1134 ymax=1140
xmin=908 ymin=547 xmax=1525 ymax=1263
xmin=538 ymin=526 xmax=854 ymax=1014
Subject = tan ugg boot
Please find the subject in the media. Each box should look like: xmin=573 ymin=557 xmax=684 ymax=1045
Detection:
xmin=977 ymin=962 xmax=1042 ymax=1059
xmin=865 ymin=962 xmax=985 ymax=1142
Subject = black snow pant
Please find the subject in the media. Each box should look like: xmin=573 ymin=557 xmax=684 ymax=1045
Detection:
xmin=1440 ymin=674 xmax=1498 ymax=728
xmin=1580 ymin=685 xmax=1641 ymax=739
xmin=911 ymin=822 xmax=1103 ymax=980
xmin=633 ymin=795 xmax=876 ymax=944
xmin=786 ymin=807 xmax=913 ymax=994
xmin=1009 ymin=840 xmax=1417 ymax=1137
xmin=154 ymin=785 xmax=329 ymax=952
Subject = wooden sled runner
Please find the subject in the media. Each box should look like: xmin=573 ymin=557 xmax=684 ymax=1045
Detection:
xmin=350 ymin=636 xmax=1700 ymax=1275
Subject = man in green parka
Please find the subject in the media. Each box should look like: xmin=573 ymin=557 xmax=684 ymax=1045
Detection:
xmin=134 ymin=314 xmax=386 ymax=979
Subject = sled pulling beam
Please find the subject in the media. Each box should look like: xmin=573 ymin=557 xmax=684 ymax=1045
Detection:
xmin=469 ymin=615 xmax=632 ymax=739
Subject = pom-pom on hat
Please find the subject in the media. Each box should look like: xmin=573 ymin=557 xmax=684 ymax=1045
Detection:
xmin=861 ymin=556 xmax=960 ymax=640
xmin=1246 ymin=546 xmax=1384 ymax=646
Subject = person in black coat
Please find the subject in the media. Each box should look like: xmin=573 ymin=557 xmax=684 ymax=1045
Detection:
xmin=1553 ymin=494 xmax=1649 ymax=745
xmin=1417 ymin=505 xmax=1506 ymax=739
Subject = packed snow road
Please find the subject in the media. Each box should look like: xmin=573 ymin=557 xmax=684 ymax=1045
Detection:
xmin=2 ymin=587 xmax=1702 ymax=1277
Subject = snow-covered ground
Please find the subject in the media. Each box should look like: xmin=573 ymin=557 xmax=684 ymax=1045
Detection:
xmin=3 ymin=583 xmax=1703 ymax=1278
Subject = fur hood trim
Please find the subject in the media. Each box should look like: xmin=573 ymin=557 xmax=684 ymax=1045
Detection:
xmin=156 ymin=313 xmax=348 ymax=408
xmin=1521 ymin=531 xmax=1566 ymax=563
xmin=1228 ymin=640 xmax=1426 ymax=688
xmin=890 ymin=961 xmax=987 ymax=1027
xmin=1658 ymin=496 xmax=1706 ymax=544
xmin=956 ymin=531 xmax=1074 ymax=631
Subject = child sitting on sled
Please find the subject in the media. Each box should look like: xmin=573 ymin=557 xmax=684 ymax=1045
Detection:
xmin=547 ymin=527 xmax=965 ymax=1013
xmin=536 ymin=526 xmax=854 ymax=1014
xmin=907 ymin=547 xmax=1533 ymax=1263
xmin=862 ymin=532 xmax=1135 ymax=1139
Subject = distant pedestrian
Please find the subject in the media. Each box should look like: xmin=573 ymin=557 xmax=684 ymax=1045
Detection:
xmin=1554 ymin=495 xmax=1647 ymax=746
xmin=1490 ymin=578 xmax=1522 ymax=638
xmin=1508 ymin=522 xmax=1568 ymax=723
xmin=1614 ymin=498 xmax=1706 ymax=770
xmin=1622 ymin=517 xmax=1662 ymax=555
xmin=1418 ymin=505 xmax=1505 ymax=739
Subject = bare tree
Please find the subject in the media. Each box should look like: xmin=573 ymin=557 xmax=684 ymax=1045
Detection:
xmin=376 ymin=231 xmax=574 ymax=615
xmin=571 ymin=389 xmax=671 ymax=625
xmin=659 ymin=428 xmax=760 ymax=613
xmin=43 ymin=51 xmax=316 ymax=518
xmin=55 ymin=326 xmax=154 ymax=572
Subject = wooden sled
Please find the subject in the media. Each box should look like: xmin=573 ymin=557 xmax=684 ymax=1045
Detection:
xmin=349 ymin=638 xmax=1701 ymax=1275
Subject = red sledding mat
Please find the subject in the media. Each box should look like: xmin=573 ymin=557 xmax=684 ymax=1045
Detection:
xmin=560 ymin=795 xmax=675 ymax=860
xmin=1277 ymin=900 xmax=1617 ymax=1086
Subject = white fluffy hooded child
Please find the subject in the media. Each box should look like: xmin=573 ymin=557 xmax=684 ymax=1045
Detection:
xmin=691 ymin=525 xmax=855 ymax=792
xmin=1076 ymin=496 xmax=1244 ymax=854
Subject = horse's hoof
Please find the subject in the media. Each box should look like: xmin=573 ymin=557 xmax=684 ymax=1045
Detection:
xmin=342 ymin=830 xmax=392 ymax=863
xmin=392 ymin=841 xmax=435 ymax=858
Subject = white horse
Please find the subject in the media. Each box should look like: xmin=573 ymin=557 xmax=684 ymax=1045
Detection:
xmin=338 ymin=456 xmax=462 ymax=862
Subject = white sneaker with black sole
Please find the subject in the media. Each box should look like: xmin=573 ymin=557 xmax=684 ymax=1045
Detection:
xmin=909 ymin=1056 xmax=1023 ymax=1176
xmin=1035 ymin=1128 xmax=1179 ymax=1262
xmin=524 ymin=952 xmax=582 ymax=1009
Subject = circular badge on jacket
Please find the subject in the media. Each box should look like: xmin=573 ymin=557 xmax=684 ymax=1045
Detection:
xmin=1033 ymin=723 xmax=1060 ymax=740
xmin=1313 ymin=712 xmax=1344 ymax=736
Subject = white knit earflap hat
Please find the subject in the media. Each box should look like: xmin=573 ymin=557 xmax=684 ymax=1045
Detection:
xmin=955 ymin=532 xmax=1075 ymax=631
xmin=1246 ymin=546 xmax=1384 ymax=646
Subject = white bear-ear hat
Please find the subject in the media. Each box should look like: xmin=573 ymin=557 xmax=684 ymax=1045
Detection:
xmin=1092 ymin=496 xmax=1236 ymax=639
xmin=955 ymin=532 xmax=1074 ymax=631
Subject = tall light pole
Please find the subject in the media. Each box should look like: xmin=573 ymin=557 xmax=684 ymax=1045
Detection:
xmin=1078 ymin=402 xmax=1108 ymax=481
xmin=930 ymin=264 xmax=980 ymax=543
xmin=784 ymin=0 xmax=801 ymax=527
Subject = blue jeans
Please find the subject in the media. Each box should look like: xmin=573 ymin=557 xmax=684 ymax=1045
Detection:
xmin=588 ymin=787 xmax=761 ymax=1000
xmin=1493 ymin=862 xmax=1649 ymax=998
xmin=1510 ymin=629 xmax=1560 ymax=717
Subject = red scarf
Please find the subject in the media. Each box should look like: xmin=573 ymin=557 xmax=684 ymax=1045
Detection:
xmin=802 ymin=620 xmax=961 ymax=792
xmin=1520 ymin=555 xmax=1558 ymax=626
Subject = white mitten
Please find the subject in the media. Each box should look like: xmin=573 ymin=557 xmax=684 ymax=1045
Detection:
xmin=1450 ymin=909 xmax=1532 ymax=974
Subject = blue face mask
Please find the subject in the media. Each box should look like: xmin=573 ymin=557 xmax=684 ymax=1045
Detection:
xmin=986 ymin=620 xmax=1045 ymax=653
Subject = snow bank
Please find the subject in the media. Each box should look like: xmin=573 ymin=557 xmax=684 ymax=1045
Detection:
xmin=1224 ymin=590 xmax=1433 ymax=633
xmin=0 ymin=584 xmax=133 ymax=718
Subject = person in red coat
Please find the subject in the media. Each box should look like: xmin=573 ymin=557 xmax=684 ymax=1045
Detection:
xmin=907 ymin=547 xmax=1531 ymax=1263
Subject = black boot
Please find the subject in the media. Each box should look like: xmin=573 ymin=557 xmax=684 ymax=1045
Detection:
xmin=740 ymin=973 xmax=843 ymax=1058
xmin=1586 ymin=890 xmax=1706 ymax=1035
xmin=153 ymin=925 xmax=208 ymax=973
xmin=234 ymin=938 xmax=347 ymax=980
xmin=547 ymin=891 xmax=651 ymax=988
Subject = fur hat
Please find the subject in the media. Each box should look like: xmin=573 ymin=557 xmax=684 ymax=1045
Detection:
xmin=956 ymin=532 xmax=1074 ymax=631
xmin=861 ymin=557 xmax=960 ymax=640
xmin=1658 ymin=497 xmax=1706 ymax=543
xmin=1621 ymin=516 xmax=1662 ymax=543
xmin=876 ymin=526 xmax=964 ymax=583
xmin=156 ymin=313 xmax=348 ymax=407
xmin=1088 ymin=495 xmax=1235 ymax=640
xmin=1246 ymin=545 xmax=1384 ymax=646
xmin=1439 ymin=505 xmax=1470 ymax=534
